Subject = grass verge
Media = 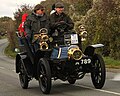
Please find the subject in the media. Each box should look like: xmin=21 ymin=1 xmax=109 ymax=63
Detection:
xmin=4 ymin=44 xmax=17 ymax=59
xmin=104 ymin=57 xmax=120 ymax=69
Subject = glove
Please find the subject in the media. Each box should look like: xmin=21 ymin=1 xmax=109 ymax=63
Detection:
xmin=59 ymin=21 xmax=65 ymax=24
xmin=54 ymin=22 xmax=61 ymax=27
xmin=60 ymin=21 xmax=69 ymax=26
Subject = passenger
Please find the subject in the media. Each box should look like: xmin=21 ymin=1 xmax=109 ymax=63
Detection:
xmin=18 ymin=13 xmax=28 ymax=37
xmin=17 ymin=13 xmax=28 ymax=49
xmin=24 ymin=4 xmax=50 ymax=52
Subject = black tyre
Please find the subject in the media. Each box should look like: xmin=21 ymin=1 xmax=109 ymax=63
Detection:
xmin=37 ymin=58 xmax=51 ymax=94
xmin=19 ymin=59 xmax=29 ymax=89
xmin=91 ymin=54 xmax=106 ymax=89
xmin=68 ymin=78 xmax=76 ymax=84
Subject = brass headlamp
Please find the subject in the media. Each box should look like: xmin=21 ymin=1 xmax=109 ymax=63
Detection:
xmin=33 ymin=28 xmax=49 ymax=50
xmin=68 ymin=45 xmax=83 ymax=60
xmin=39 ymin=41 xmax=48 ymax=49
xmin=78 ymin=25 xmax=87 ymax=41
xmin=80 ymin=31 xmax=87 ymax=41
xmin=40 ymin=33 xmax=49 ymax=42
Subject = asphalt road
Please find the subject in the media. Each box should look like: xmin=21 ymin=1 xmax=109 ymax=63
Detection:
xmin=0 ymin=39 xmax=120 ymax=96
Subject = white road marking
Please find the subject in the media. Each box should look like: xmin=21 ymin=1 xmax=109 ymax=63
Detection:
xmin=74 ymin=84 xmax=120 ymax=96
xmin=112 ymin=74 xmax=120 ymax=81
xmin=0 ymin=66 xmax=5 ymax=69
xmin=0 ymin=66 xmax=15 ymax=73
xmin=12 ymin=70 xmax=16 ymax=72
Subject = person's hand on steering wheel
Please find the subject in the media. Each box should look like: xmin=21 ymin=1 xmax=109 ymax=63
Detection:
xmin=54 ymin=21 xmax=70 ymax=33
xmin=54 ymin=21 xmax=68 ymax=27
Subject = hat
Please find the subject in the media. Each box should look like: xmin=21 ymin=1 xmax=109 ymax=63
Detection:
xmin=55 ymin=2 xmax=64 ymax=8
xmin=34 ymin=4 xmax=44 ymax=12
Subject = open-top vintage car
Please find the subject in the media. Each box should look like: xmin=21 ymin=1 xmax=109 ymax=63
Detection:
xmin=15 ymin=23 xmax=106 ymax=94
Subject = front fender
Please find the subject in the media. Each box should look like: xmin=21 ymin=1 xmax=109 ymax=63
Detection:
xmin=15 ymin=52 xmax=27 ymax=73
xmin=84 ymin=44 xmax=104 ymax=56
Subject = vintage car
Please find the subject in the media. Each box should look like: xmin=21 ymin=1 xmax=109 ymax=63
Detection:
xmin=15 ymin=23 xmax=106 ymax=94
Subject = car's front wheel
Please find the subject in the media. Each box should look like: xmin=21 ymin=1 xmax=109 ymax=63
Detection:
xmin=37 ymin=58 xmax=51 ymax=94
xmin=19 ymin=59 xmax=29 ymax=89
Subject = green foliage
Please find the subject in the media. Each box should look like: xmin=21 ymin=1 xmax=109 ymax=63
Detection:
xmin=74 ymin=0 xmax=93 ymax=15
xmin=0 ymin=16 xmax=12 ymax=34
xmin=104 ymin=57 xmax=120 ymax=68
xmin=80 ymin=0 xmax=120 ymax=60
xmin=4 ymin=44 xmax=17 ymax=58
xmin=7 ymin=19 xmax=18 ymax=51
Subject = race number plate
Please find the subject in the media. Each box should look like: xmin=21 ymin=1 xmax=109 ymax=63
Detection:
xmin=80 ymin=58 xmax=91 ymax=64
xmin=75 ymin=59 xmax=91 ymax=66
xmin=71 ymin=34 xmax=78 ymax=44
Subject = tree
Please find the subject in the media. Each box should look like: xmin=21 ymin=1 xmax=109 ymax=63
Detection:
xmin=14 ymin=4 xmax=33 ymax=29
xmin=7 ymin=19 xmax=17 ymax=51
xmin=81 ymin=0 xmax=120 ymax=59
xmin=0 ymin=17 xmax=12 ymax=37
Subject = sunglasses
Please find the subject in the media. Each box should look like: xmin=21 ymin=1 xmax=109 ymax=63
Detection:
xmin=56 ymin=7 xmax=64 ymax=8
xmin=41 ymin=9 xmax=45 ymax=11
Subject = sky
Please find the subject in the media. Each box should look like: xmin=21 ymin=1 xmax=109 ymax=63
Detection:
xmin=0 ymin=0 xmax=45 ymax=19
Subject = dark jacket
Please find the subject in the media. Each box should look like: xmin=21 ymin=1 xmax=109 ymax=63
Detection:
xmin=24 ymin=12 xmax=50 ymax=42
xmin=49 ymin=12 xmax=74 ymax=45
xmin=50 ymin=12 xmax=74 ymax=31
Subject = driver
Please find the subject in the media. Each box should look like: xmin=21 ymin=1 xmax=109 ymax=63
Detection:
xmin=50 ymin=2 xmax=74 ymax=34
xmin=49 ymin=2 xmax=74 ymax=45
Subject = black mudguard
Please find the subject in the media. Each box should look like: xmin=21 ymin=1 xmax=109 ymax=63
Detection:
xmin=15 ymin=52 xmax=33 ymax=76
xmin=84 ymin=44 xmax=104 ymax=56
xmin=16 ymin=53 xmax=21 ymax=73
xmin=15 ymin=52 xmax=26 ymax=73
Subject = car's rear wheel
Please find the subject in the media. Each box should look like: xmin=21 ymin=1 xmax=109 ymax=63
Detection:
xmin=91 ymin=54 xmax=106 ymax=89
xmin=19 ymin=59 xmax=29 ymax=89
xmin=37 ymin=58 xmax=51 ymax=94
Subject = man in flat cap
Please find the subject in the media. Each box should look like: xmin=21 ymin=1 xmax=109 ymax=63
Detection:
xmin=24 ymin=4 xmax=50 ymax=52
xmin=49 ymin=2 xmax=74 ymax=45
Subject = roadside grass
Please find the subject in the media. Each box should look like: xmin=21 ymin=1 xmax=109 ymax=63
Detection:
xmin=4 ymin=44 xmax=17 ymax=59
xmin=104 ymin=57 xmax=120 ymax=69
xmin=0 ymin=36 xmax=7 ymax=39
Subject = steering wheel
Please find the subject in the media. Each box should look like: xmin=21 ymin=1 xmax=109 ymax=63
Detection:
xmin=55 ymin=21 xmax=69 ymax=32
